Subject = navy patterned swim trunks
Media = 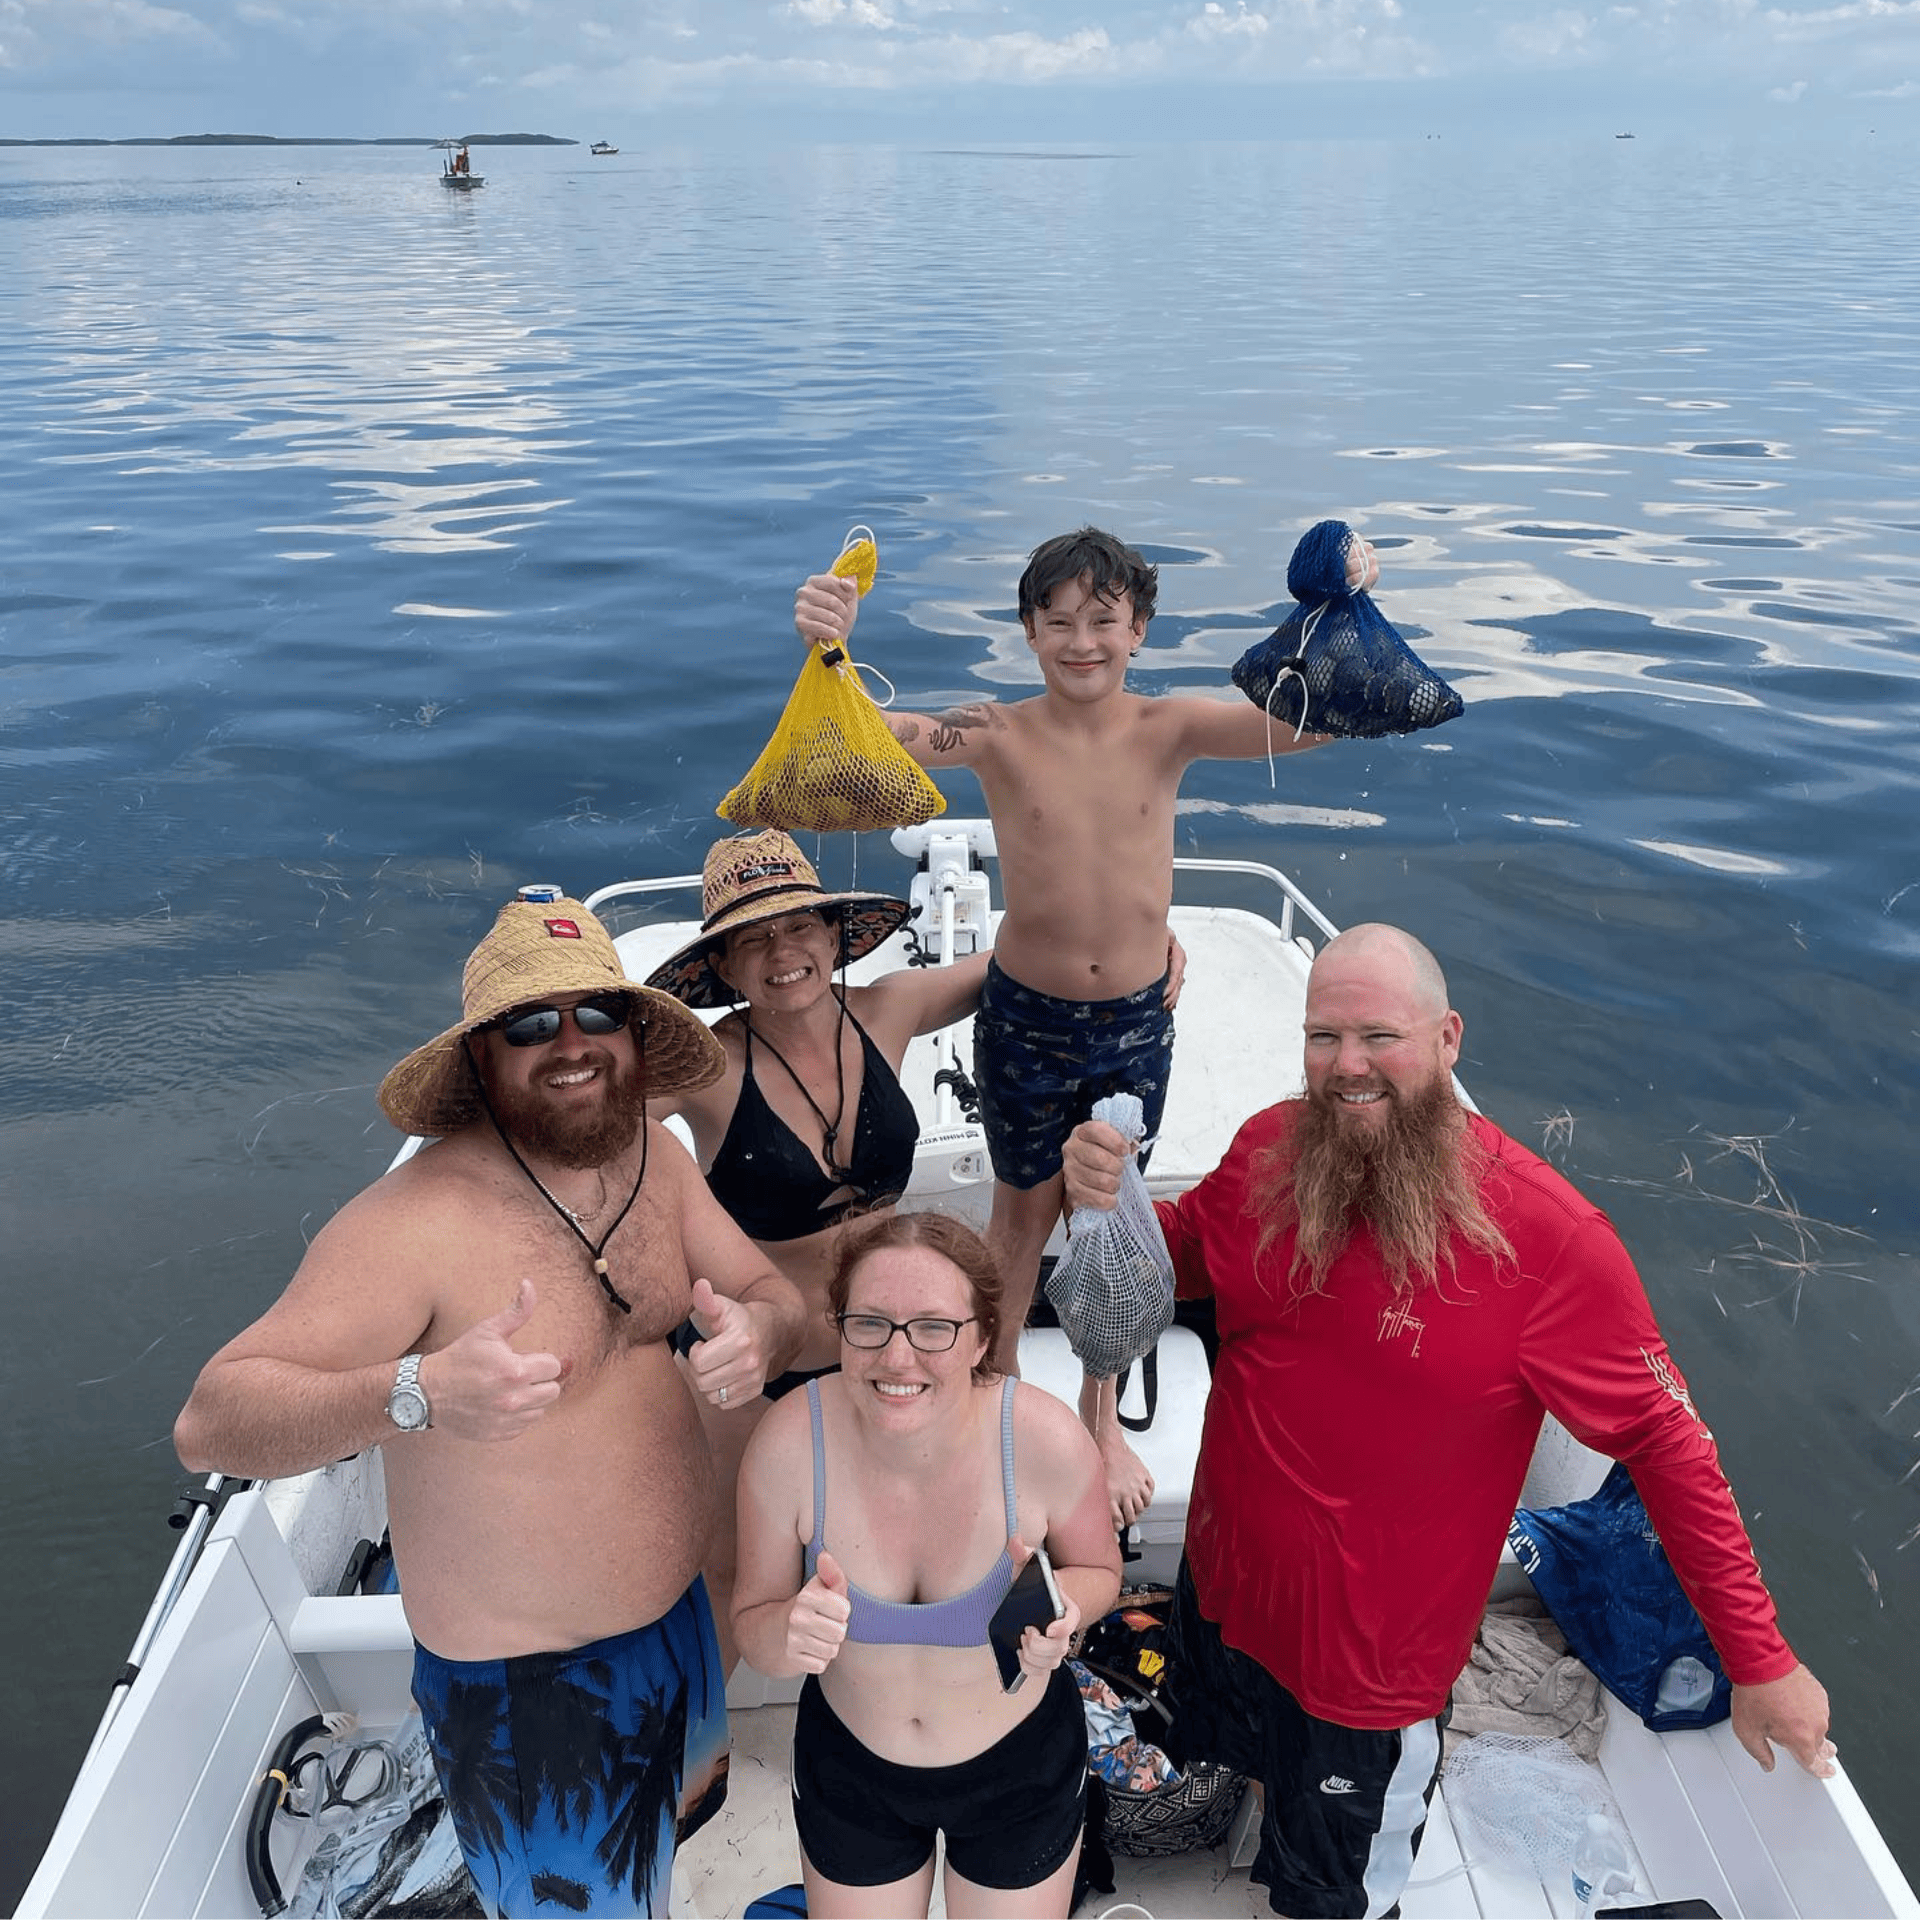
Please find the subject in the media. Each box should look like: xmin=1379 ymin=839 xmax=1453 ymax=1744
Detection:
xmin=972 ymin=960 xmax=1174 ymax=1190
xmin=411 ymin=1578 xmax=729 ymax=1917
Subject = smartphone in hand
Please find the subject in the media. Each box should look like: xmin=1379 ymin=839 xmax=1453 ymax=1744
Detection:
xmin=987 ymin=1546 xmax=1065 ymax=1693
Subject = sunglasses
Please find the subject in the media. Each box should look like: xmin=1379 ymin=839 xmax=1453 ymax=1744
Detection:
xmin=490 ymin=994 xmax=634 ymax=1048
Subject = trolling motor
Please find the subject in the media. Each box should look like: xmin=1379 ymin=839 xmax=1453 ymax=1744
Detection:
xmin=888 ymin=820 xmax=995 ymax=1174
xmin=892 ymin=820 xmax=995 ymax=963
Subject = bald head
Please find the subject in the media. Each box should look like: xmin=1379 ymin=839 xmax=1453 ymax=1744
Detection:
xmin=1311 ymin=924 xmax=1451 ymax=1023
xmin=1301 ymin=924 xmax=1463 ymax=1132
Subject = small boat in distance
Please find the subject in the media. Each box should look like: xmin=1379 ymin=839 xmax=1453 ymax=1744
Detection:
xmin=591 ymin=139 xmax=618 ymax=155
xmin=1615 ymin=131 xmax=1636 ymax=139
xmin=437 ymin=138 xmax=484 ymax=189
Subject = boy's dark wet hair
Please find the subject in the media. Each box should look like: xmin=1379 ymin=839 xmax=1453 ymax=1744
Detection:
xmin=1017 ymin=526 xmax=1158 ymax=627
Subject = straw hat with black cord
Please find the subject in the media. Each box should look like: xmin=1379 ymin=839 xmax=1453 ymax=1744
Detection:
xmin=646 ymin=830 xmax=911 ymax=1010
xmin=378 ymin=891 xmax=724 ymax=1138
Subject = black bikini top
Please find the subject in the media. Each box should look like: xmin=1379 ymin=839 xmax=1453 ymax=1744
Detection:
xmin=704 ymin=1008 xmax=919 ymax=1243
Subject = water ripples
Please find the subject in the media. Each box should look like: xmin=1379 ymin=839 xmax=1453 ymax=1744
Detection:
xmin=3 ymin=135 xmax=1920 ymax=1896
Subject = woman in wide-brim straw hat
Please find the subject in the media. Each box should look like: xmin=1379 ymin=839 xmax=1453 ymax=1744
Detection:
xmin=644 ymin=830 xmax=990 ymax=1394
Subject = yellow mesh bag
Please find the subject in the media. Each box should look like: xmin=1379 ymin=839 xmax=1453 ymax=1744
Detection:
xmin=718 ymin=529 xmax=947 ymax=834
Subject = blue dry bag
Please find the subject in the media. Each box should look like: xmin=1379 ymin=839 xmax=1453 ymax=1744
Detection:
xmin=1507 ymin=1460 xmax=1732 ymax=1732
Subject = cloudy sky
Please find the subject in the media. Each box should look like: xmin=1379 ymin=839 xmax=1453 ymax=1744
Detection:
xmin=3 ymin=0 xmax=1915 ymax=143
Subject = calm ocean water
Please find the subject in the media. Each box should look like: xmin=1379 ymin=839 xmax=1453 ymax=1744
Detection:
xmin=3 ymin=134 xmax=1916 ymax=1907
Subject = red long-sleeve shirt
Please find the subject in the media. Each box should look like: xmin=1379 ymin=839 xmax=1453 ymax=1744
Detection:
xmin=1159 ymin=1103 xmax=1796 ymax=1728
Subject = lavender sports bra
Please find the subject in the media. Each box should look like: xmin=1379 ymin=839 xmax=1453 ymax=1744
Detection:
xmin=802 ymin=1376 xmax=1019 ymax=1648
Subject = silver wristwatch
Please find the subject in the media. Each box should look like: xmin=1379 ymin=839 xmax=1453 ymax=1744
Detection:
xmin=388 ymin=1353 xmax=431 ymax=1432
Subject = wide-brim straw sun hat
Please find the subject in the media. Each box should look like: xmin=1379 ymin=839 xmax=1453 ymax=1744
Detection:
xmin=378 ymin=893 xmax=724 ymax=1136
xmin=646 ymin=830 xmax=912 ymax=1011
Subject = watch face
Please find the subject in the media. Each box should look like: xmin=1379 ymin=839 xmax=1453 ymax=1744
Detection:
xmin=390 ymin=1387 xmax=429 ymax=1431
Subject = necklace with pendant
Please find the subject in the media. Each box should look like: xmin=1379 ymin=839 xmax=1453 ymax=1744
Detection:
xmin=466 ymin=1052 xmax=646 ymax=1314
xmin=745 ymin=995 xmax=855 ymax=1183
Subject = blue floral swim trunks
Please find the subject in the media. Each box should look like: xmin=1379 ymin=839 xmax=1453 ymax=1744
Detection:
xmin=972 ymin=960 xmax=1173 ymax=1190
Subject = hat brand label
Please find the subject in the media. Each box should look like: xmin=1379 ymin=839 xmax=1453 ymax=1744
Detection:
xmin=544 ymin=918 xmax=583 ymax=939
xmin=734 ymin=861 xmax=795 ymax=884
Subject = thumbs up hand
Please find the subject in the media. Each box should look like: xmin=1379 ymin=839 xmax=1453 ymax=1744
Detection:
xmin=787 ymin=1548 xmax=852 ymax=1673
xmin=420 ymin=1280 xmax=563 ymax=1442
xmin=686 ymin=1277 xmax=768 ymax=1408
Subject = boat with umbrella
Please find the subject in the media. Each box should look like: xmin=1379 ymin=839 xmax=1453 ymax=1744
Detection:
xmin=435 ymin=139 xmax=483 ymax=190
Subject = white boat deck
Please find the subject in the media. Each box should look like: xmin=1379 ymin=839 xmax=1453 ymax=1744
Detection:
xmin=28 ymin=1441 xmax=1907 ymax=1918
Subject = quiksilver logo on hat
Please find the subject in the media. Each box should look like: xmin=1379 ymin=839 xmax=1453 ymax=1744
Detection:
xmin=544 ymin=918 xmax=583 ymax=939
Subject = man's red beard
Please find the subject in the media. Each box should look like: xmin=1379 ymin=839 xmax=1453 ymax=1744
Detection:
xmin=1249 ymin=1074 xmax=1513 ymax=1297
xmin=482 ymin=1052 xmax=649 ymax=1170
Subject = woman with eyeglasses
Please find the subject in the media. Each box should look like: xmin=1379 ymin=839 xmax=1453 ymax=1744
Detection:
xmin=732 ymin=1210 xmax=1121 ymax=1920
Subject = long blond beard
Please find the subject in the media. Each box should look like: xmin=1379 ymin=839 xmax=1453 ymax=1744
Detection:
xmin=1249 ymin=1080 xmax=1514 ymax=1297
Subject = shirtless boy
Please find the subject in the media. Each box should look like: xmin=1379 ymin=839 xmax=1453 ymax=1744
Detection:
xmin=175 ymin=893 xmax=805 ymax=1917
xmin=794 ymin=527 xmax=1373 ymax=1524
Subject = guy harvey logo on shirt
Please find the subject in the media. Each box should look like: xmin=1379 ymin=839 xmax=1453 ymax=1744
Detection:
xmin=1376 ymin=1299 xmax=1425 ymax=1358
xmin=1643 ymin=1346 xmax=1712 ymax=1440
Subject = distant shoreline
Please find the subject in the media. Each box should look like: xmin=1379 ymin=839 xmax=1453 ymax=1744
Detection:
xmin=0 ymin=133 xmax=577 ymax=148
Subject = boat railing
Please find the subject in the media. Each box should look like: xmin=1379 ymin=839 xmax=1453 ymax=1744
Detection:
xmin=584 ymin=874 xmax=704 ymax=917
xmin=75 ymin=1471 xmax=244 ymax=1770
xmin=1168 ymin=851 xmax=1342 ymax=949
xmin=589 ymin=839 xmax=1343 ymax=952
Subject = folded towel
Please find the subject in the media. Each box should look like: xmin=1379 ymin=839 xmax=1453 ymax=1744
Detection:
xmin=1448 ymin=1595 xmax=1607 ymax=1761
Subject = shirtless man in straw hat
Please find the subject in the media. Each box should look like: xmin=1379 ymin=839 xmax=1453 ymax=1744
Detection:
xmin=176 ymin=889 xmax=806 ymax=1918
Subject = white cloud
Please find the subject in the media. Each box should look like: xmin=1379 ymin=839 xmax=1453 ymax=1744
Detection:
xmin=1758 ymin=0 xmax=1920 ymax=37
xmin=900 ymin=24 xmax=1124 ymax=81
xmin=788 ymin=0 xmax=898 ymax=26
xmin=1188 ymin=3 xmax=1273 ymax=43
xmin=1768 ymin=74 xmax=1809 ymax=94
xmin=18 ymin=0 xmax=221 ymax=48
xmin=1497 ymin=9 xmax=1599 ymax=62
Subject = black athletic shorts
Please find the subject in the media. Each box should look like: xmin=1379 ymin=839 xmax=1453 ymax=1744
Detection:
xmin=791 ymin=1665 xmax=1087 ymax=1890
xmin=1169 ymin=1557 xmax=1446 ymax=1920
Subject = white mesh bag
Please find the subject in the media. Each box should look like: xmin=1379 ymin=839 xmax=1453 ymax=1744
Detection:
xmin=1442 ymin=1732 xmax=1621 ymax=1881
xmin=1045 ymin=1093 xmax=1176 ymax=1379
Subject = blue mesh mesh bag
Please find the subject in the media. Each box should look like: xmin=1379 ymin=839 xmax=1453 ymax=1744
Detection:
xmin=1230 ymin=519 xmax=1465 ymax=740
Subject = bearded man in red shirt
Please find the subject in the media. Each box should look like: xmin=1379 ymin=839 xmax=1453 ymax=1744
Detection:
xmin=1061 ymin=921 xmax=1833 ymax=1920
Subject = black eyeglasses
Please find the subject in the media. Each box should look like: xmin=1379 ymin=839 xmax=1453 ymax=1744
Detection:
xmin=835 ymin=1312 xmax=975 ymax=1353
xmin=491 ymin=994 xmax=633 ymax=1048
